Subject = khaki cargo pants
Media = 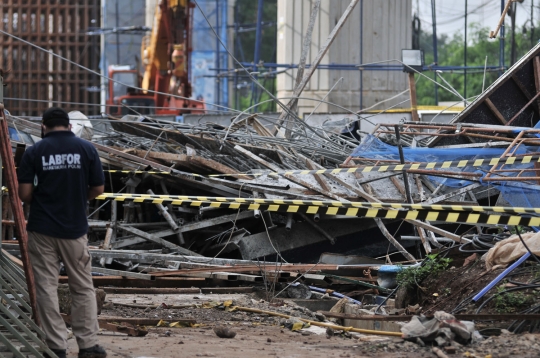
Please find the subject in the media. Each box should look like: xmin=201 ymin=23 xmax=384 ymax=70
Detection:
xmin=28 ymin=232 xmax=99 ymax=350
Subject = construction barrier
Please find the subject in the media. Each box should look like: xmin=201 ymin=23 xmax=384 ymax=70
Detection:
xmin=103 ymin=154 xmax=540 ymax=177
xmin=96 ymin=193 xmax=540 ymax=215
xmin=95 ymin=193 xmax=540 ymax=227
xmin=104 ymin=170 xmax=172 ymax=175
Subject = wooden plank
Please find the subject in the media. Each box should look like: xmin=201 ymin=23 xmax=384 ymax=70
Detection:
xmin=97 ymin=316 xmax=196 ymax=326
xmin=62 ymin=314 xmax=149 ymax=336
xmin=512 ymin=74 xmax=534 ymax=100
xmin=91 ymin=267 xmax=155 ymax=280
xmin=408 ymin=73 xmax=419 ymax=121
xmin=59 ymin=276 xmax=207 ymax=288
xmin=485 ymin=98 xmax=507 ymax=124
xmin=103 ymin=287 xmax=254 ymax=295
xmin=147 ymin=264 xmax=364 ymax=277
xmin=304 ymin=157 xmax=332 ymax=192
xmin=123 ymin=148 xmax=251 ymax=179
xmin=99 ymin=321 xmax=148 ymax=336
xmin=512 ymin=74 xmax=540 ymax=114
xmin=1 ymin=249 xmax=23 ymax=269
xmin=405 ymin=219 xmax=461 ymax=242
xmin=187 ymin=156 xmax=252 ymax=180
xmin=532 ymin=56 xmax=540 ymax=118
xmin=172 ymin=271 xmax=238 ymax=281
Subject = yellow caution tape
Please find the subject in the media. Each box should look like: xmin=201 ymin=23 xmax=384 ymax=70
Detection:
xmin=169 ymin=321 xmax=190 ymax=328
xmin=95 ymin=194 xmax=540 ymax=227
xmin=96 ymin=193 xmax=540 ymax=215
xmin=104 ymin=170 xmax=171 ymax=175
xmin=206 ymin=154 xmax=540 ymax=177
xmin=103 ymin=154 xmax=540 ymax=178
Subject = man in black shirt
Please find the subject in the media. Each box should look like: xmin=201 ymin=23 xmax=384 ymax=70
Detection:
xmin=18 ymin=107 xmax=107 ymax=358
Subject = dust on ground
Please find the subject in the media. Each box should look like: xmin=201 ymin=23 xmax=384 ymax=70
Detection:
xmin=62 ymin=289 xmax=540 ymax=358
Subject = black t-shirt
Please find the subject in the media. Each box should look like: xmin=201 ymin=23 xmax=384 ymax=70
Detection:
xmin=17 ymin=131 xmax=104 ymax=239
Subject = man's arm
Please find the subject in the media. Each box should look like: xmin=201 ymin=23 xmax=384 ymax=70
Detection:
xmin=88 ymin=185 xmax=104 ymax=200
xmin=18 ymin=183 xmax=34 ymax=204
xmin=87 ymin=146 xmax=105 ymax=201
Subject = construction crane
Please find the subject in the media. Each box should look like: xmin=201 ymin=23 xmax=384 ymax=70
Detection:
xmin=106 ymin=0 xmax=205 ymax=117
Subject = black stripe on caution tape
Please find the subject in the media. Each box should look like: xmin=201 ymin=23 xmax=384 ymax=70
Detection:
xmin=102 ymin=155 xmax=540 ymax=178
xmin=204 ymin=155 xmax=540 ymax=177
xmin=104 ymin=170 xmax=172 ymax=175
xmin=95 ymin=195 xmax=540 ymax=226
xmin=96 ymin=193 xmax=540 ymax=215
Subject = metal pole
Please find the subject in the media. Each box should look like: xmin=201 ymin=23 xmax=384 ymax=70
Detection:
xmin=0 ymin=73 xmax=40 ymax=326
xmin=464 ymin=0 xmax=467 ymax=101
xmin=115 ymin=0 xmax=120 ymax=64
xmin=252 ymin=0 xmax=264 ymax=112
xmin=431 ymin=0 xmax=438 ymax=105
xmin=500 ymin=0 xmax=505 ymax=76
xmin=532 ymin=0 xmax=535 ymax=49
xmin=234 ymin=1 xmax=240 ymax=110
xmin=253 ymin=0 xmax=264 ymax=74
xmin=394 ymin=125 xmax=413 ymax=203
xmin=359 ymin=0 xmax=363 ymax=111
xmin=215 ymin=0 xmax=221 ymax=106
xmin=100 ymin=0 xmax=107 ymax=113
xmin=510 ymin=1 xmax=517 ymax=65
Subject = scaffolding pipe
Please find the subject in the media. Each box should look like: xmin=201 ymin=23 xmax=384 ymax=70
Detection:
xmin=250 ymin=0 xmax=264 ymax=112
xmin=0 ymin=76 xmax=39 ymax=326
xmin=464 ymin=0 xmax=468 ymax=100
xmin=431 ymin=0 xmax=439 ymax=105
xmin=285 ymin=213 xmax=293 ymax=231
xmin=359 ymin=0 xmax=363 ymax=110
xmin=500 ymin=0 xmax=506 ymax=75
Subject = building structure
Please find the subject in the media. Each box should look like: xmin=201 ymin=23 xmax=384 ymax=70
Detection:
xmin=276 ymin=0 xmax=412 ymax=115
xmin=0 ymin=1 xmax=101 ymax=116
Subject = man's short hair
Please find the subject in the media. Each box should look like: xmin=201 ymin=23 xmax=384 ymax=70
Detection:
xmin=42 ymin=107 xmax=69 ymax=128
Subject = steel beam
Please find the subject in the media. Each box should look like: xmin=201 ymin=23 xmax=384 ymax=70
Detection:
xmin=118 ymin=225 xmax=201 ymax=256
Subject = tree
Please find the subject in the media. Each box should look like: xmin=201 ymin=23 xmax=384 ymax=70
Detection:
xmin=234 ymin=0 xmax=277 ymax=112
xmin=416 ymin=22 xmax=537 ymax=105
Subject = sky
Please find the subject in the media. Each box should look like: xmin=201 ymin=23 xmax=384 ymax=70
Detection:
xmin=416 ymin=0 xmax=534 ymax=38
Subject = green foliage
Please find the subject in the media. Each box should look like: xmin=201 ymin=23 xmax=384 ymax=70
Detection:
xmin=234 ymin=0 xmax=277 ymax=64
xmin=234 ymin=0 xmax=277 ymax=112
xmin=494 ymin=285 xmax=533 ymax=313
xmin=509 ymin=226 xmax=526 ymax=234
xmin=237 ymin=79 xmax=277 ymax=113
xmin=416 ymin=22 xmax=538 ymax=105
xmin=396 ymin=254 xmax=452 ymax=289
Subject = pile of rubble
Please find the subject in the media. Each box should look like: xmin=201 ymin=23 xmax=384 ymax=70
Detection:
xmin=4 ymin=41 xmax=540 ymax=357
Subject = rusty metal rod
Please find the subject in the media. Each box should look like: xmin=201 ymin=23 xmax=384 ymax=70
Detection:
xmin=507 ymin=89 xmax=540 ymax=126
xmin=394 ymin=125 xmax=413 ymax=204
xmin=407 ymin=169 xmax=482 ymax=177
xmin=0 ymin=105 xmax=39 ymax=325
xmin=379 ymin=122 xmax=540 ymax=133
xmin=375 ymin=130 xmax=540 ymax=143
xmin=482 ymin=176 xmax=540 ymax=181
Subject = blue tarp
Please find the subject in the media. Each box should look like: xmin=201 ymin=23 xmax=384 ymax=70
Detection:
xmin=351 ymin=135 xmax=540 ymax=209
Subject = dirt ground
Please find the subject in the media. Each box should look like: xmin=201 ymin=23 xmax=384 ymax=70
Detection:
xmin=61 ymin=290 xmax=540 ymax=358
xmin=418 ymin=256 xmax=540 ymax=323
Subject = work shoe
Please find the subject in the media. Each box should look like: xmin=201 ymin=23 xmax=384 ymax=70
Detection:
xmin=44 ymin=348 xmax=67 ymax=358
xmin=78 ymin=344 xmax=107 ymax=358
